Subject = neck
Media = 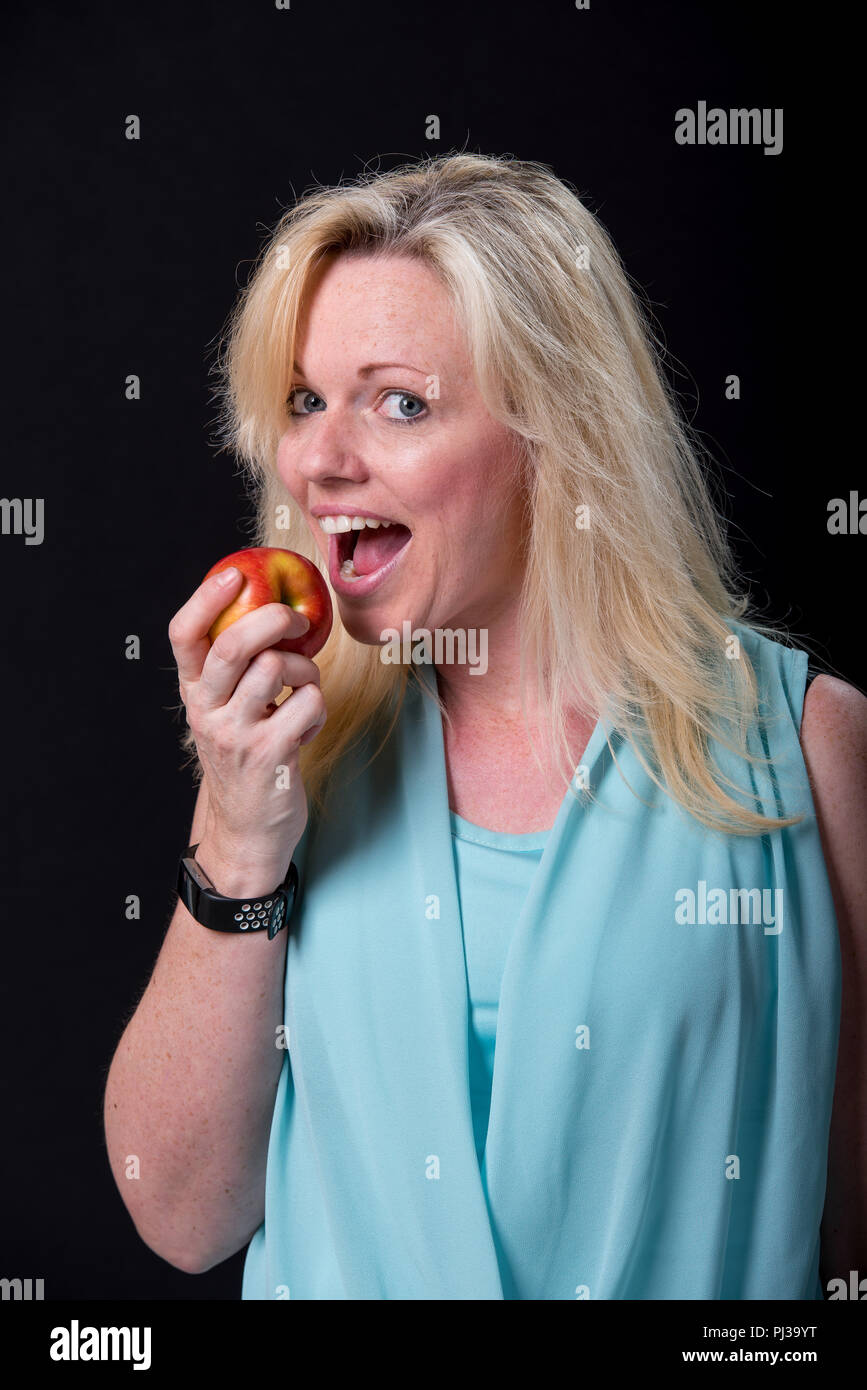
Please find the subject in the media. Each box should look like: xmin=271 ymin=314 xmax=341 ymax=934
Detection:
xmin=431 ymin=598 xmax=596 ymax=759
xmin=432 ymin=595 xmax=529 ymax=719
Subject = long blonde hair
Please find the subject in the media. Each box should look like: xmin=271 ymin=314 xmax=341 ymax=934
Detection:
xmin=182 ymin=151 xmax=812 ymax=835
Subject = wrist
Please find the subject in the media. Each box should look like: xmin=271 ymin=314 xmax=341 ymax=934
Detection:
xmin=193 ymin=837 xmax=293 ymax=900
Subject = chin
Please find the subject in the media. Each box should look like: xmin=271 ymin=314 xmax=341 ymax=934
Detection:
xmin=336 ymin=604 xmax=393 ymax=646
xmin=338 ymin=600 xmax=426 ymax=648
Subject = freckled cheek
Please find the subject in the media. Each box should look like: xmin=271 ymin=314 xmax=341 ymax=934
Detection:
xmin=415 ymin=458 xmax=480 ymax=518
xmin=274 ymin=450 xmax=296 ymax=496
xmin=414 ymin=521 xmax=476 ymax=595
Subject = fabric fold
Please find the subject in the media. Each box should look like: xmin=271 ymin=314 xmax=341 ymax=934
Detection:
xmin=242 ymin=623 xmax=841 ymax=1300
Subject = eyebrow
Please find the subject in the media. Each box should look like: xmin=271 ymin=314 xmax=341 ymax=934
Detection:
xmin=292 ymin=361 xmax=428 ymax=378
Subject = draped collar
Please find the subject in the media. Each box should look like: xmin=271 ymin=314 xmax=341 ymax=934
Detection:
xmin=286 ymin=662 xmax=618 ymax=1298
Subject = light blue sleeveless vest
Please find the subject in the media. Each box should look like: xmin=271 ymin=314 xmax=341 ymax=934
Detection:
xmin=242 ymin=622 xmax=841 ymax=1299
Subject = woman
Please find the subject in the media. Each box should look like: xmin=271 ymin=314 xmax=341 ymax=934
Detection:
xmin=104 ymin=152 xmax=865 ymax=1299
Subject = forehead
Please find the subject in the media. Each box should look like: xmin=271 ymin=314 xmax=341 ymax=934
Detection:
xmin=295 ymin=252 xmax=466 ymax=368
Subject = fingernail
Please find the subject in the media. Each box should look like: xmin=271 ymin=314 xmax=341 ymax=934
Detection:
xmin=296 ymin=614 xmax=310 ymax=632
xmin=217 ymin=567 xmax=240 ymax=585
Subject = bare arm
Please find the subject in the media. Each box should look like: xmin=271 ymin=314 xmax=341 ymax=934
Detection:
xmin=104 ymin=567 xmax=326 ymax=1273
xmin=800 ymin=674 xmax=867 ymax=1285
xmin=103 ymin=779 xmax=293 ymax=1273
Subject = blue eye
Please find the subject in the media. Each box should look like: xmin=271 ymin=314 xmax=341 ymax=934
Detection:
xmin=379 ymin=390 xmax=427 ymax=424
xmin=286 ymin=386 xmax=429 ymax=425
xmin=287 ymin=388 xmax=325 ymax=415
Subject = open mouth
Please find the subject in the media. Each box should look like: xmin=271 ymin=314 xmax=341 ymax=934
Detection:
xmin=334 ymin=520 xmax=413 ymax=581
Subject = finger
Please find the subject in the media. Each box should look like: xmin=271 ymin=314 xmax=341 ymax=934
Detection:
xmin=198 ymin=603 xmax=313 ymax=711
xmin=267 ymin=677 xmax=327 ymax=746
xmin=168 ymin=567 xmax=244 ymax=687
xmin=228 ymin=649 xmax=322 ymax=723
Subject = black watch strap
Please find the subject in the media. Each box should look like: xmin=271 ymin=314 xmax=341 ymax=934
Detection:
xmin=177 ymin=843 xmax=298 ymax=941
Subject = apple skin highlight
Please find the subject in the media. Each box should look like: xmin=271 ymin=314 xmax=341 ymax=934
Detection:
xmin=204 ymin=547 xmax=333 ymax=660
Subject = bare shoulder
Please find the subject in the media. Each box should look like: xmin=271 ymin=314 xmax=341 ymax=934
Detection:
xmin=800 ymin=674 xmax=867 ymax=842
xmin=800 ymin=672 xmax=867 ymax=742
xmin=799 ymin=674 xmax=867 ymax=912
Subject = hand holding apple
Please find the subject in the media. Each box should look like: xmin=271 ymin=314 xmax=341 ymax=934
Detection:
xmin=203 ymin=547 xmax=333 ymax=660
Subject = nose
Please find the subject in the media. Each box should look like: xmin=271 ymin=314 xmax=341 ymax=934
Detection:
xmin=293 ymin=403 xmax=370 ymax=486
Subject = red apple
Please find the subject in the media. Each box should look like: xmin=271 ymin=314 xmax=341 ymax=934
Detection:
xmin=204 ymin=547 xmax=333 ymax=659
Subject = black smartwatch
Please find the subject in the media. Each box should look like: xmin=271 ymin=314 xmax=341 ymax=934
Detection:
xmin=177 ymin=844 xmax=299 ymax=941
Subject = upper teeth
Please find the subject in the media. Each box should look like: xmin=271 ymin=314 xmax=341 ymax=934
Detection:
xmin=317 ymin=515 xmax=395 ymax=533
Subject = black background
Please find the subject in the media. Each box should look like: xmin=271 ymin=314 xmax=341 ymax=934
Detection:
xmin=1 ymin=0 xmax=857 ymax=1303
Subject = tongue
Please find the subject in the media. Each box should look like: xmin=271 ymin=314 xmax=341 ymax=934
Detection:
xmin=352 ymin=524 xmax=411 ymax=576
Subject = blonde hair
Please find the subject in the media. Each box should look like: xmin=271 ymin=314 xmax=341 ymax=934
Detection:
xmin=183 ymin=151 xmax=812 ymax=835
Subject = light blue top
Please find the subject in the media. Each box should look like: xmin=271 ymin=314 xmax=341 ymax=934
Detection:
xmin=242 ymin=622 xmax=841 ymax=1299
xmin=448 ymin=811 xmax=548 ymax=1169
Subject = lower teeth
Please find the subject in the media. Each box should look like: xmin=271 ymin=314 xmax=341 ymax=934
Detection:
xmin=341 ymin=520 xmax=403 ymax=580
